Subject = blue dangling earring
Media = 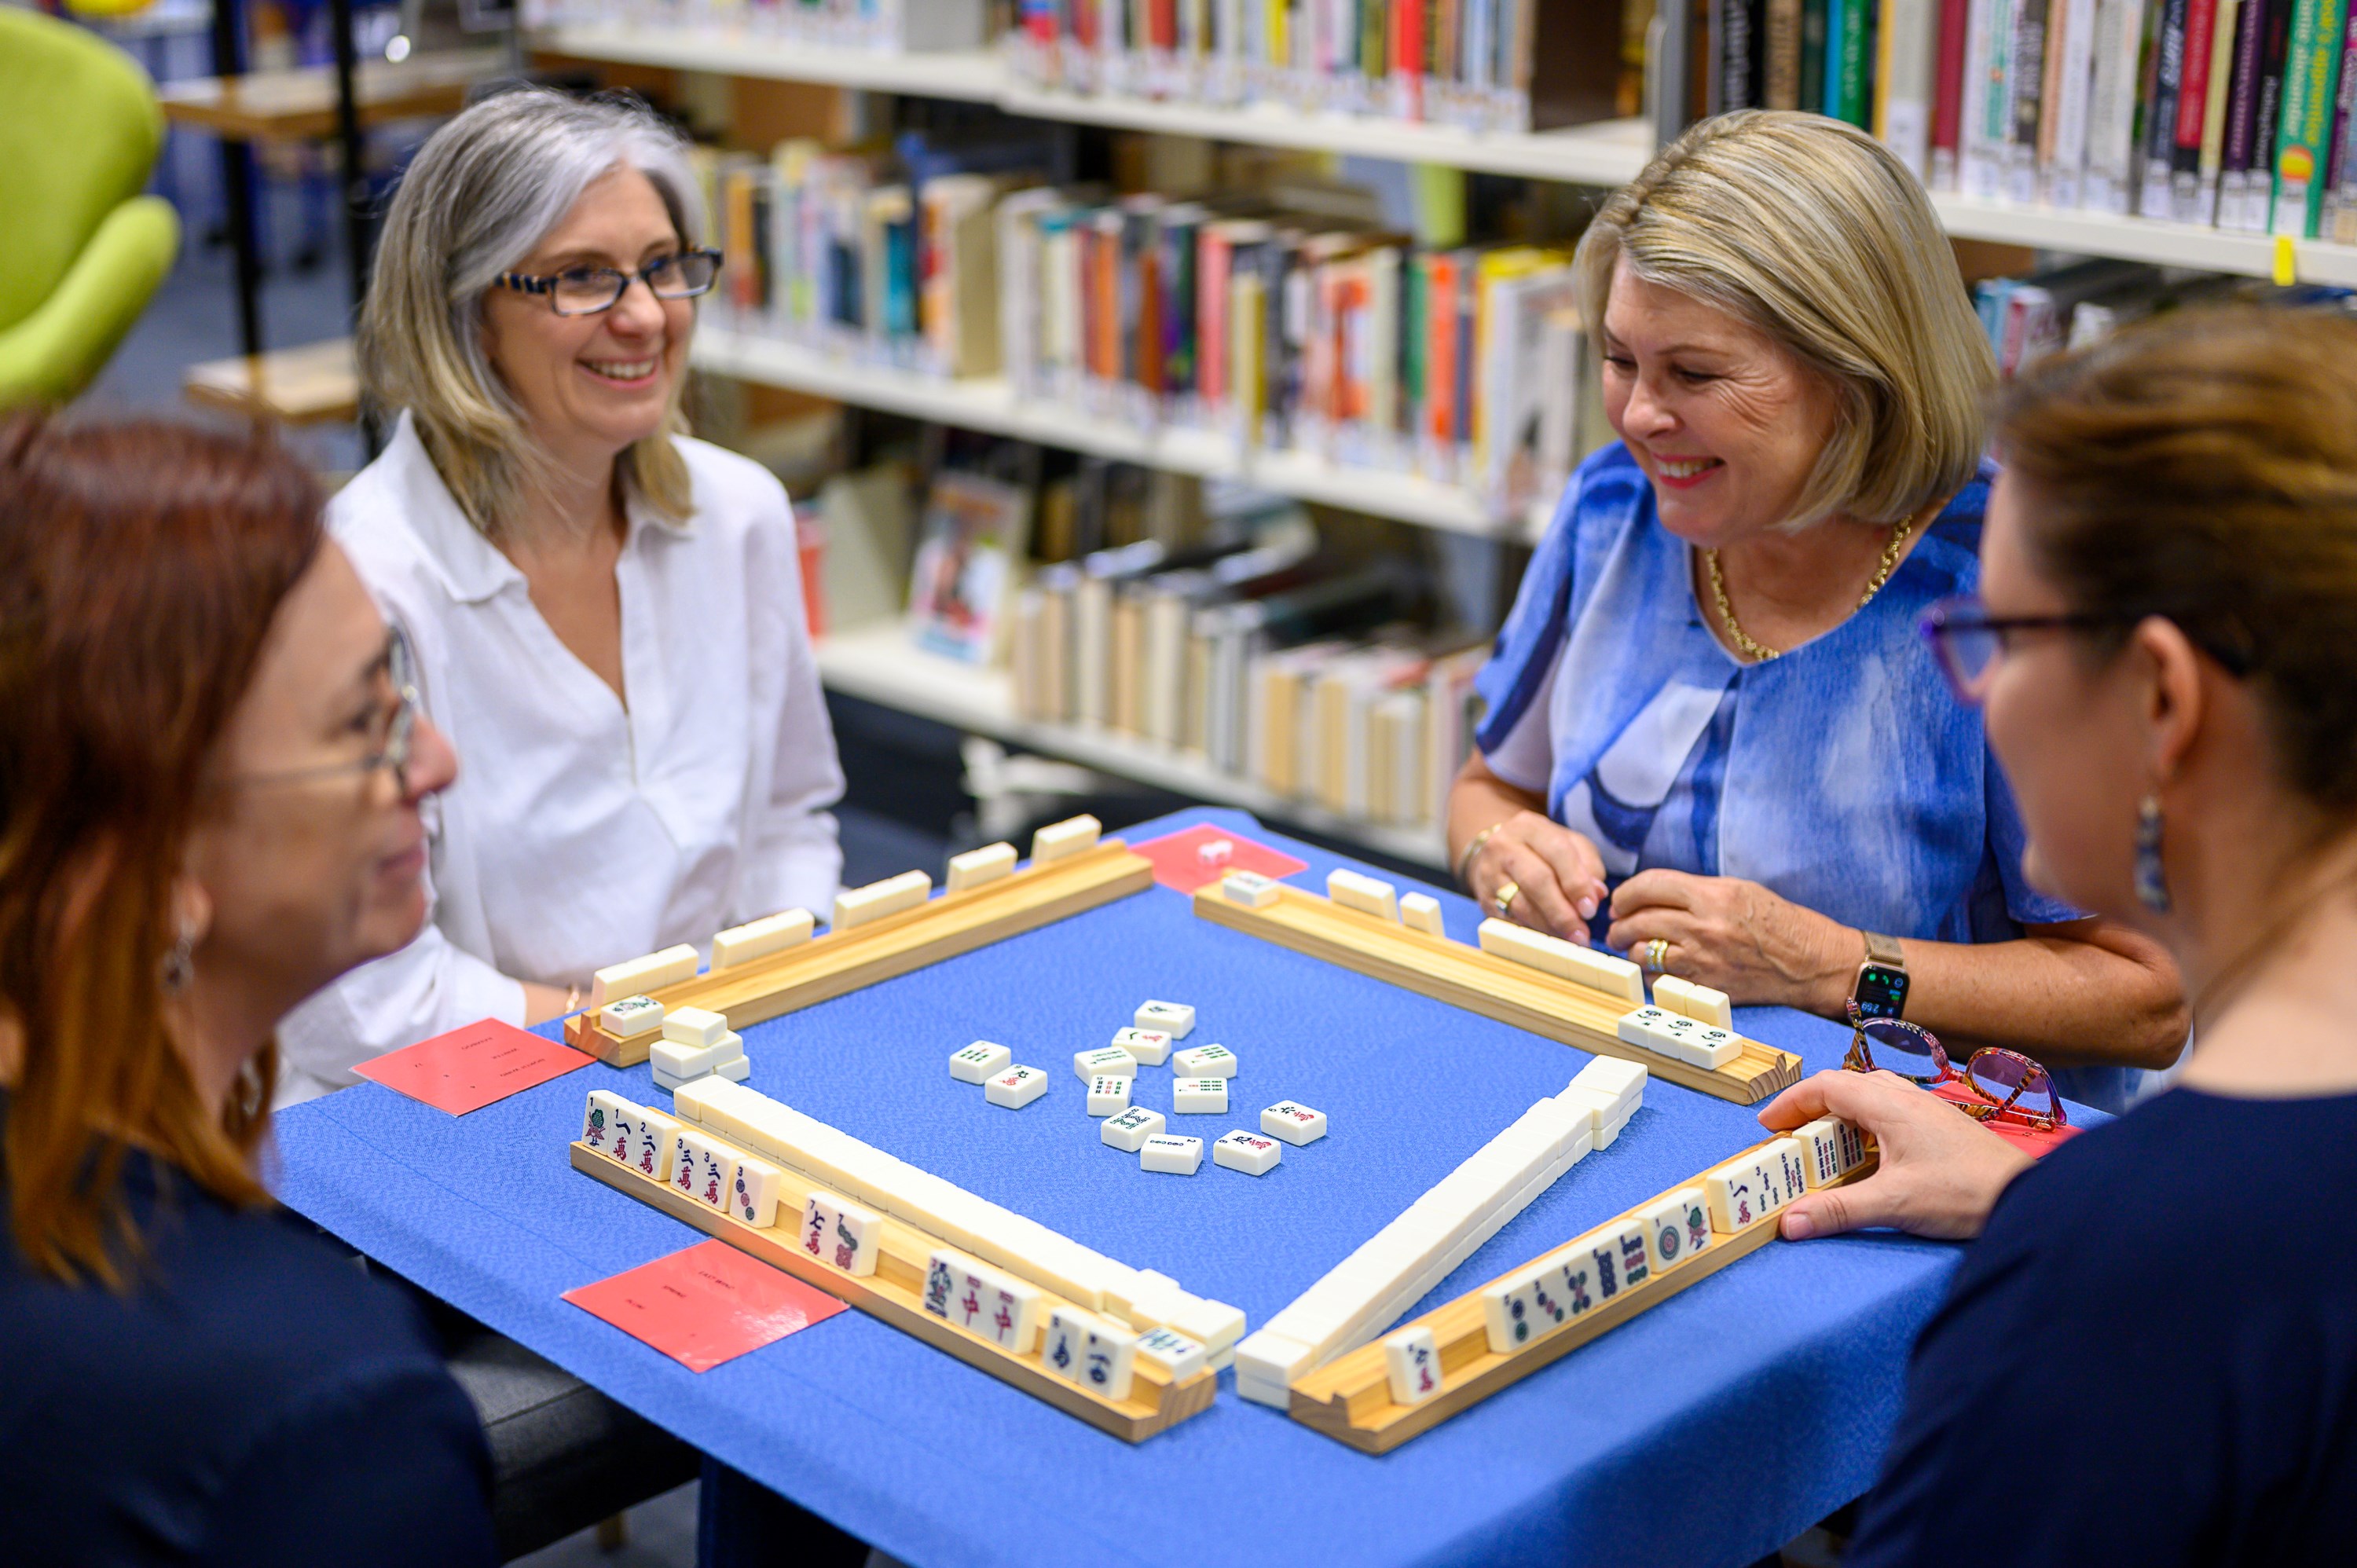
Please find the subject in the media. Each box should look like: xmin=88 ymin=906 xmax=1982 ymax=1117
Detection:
xmin=2135 ymin=793 xmax=2172 ymax=914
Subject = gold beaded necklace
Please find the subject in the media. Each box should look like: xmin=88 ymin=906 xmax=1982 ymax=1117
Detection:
xmin=1702 ymin=510 xmax=1926 ymax=663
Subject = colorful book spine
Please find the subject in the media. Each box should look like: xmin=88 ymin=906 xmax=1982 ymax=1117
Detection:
xmin=2271 ymin=0 xmax=2348 ymax=233
xmin=2169 ymin=0 xmax=2223 ymax=215
xmin=2322 ymin=6 xmax=2357 ymax=235
xmin=1803 ymin=0 xmax=1833 ymax=110
xmin=2044 ymin=0 xmax=2101 ymax=204
xmin=2143 ymin=0 xmax=2193 ymax=214
xmin=1933 ymin=0 xmax=1974 ymax=186
xmin=1829 ymin=0 xmax=1876 ymax=122
xmin=2008 ymin=0 xmax=2051 ymax=198
xmin=2221 ymin=0 xmax=2278 ymax=225
xmin=1724 ymin=0 xmax=1762 ymax=108
xmin=1880 ymin=0 xmax=1941 ymax=175
xmin=2194 ymin=0 xmax=2247 ymax=221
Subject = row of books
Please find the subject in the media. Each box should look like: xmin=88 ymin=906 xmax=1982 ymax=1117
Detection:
xmin=1706 ymin=0 xmax=2357 ymax=241
xmin=521 ymin=0 xmax=989 ymax=50
xmin=1968 ymin=257 xmax=2356 ymax=372
xmin=698 ymin=137 xmax=1595 ymax=518
xmin=1005 ymin=530 xmax=1489 ymax=830
xmin=1001 ymin=0 xmax=1635 ymax=134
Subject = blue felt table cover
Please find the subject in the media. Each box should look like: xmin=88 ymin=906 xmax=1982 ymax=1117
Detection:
xmin=272 ymin=808 xmax=1987 ymax=1568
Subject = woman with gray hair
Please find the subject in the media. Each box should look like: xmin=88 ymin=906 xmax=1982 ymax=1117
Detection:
xmin=1446 ymin=111 xmax=2184 ymax=1108
xmin=279 ymin=86 xmax=845 ymax=1099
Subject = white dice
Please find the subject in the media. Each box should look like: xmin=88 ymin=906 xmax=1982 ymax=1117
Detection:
xmin=1074 ymin=1045 xmax=1138 ymax=1081
xmin=1111 ymin=1027 xmax=1172 ymax=1066
xmin=1135 ymin=1000 xmax=1194 ymax=1038
xmin=1140 ymin=1134 xmax=1204 ymax=1174
xmin=1086 ymin=1075 xmax=1133 ymax=1116
xmin=1259 ymin=1100 xmax=1328 ymax=1145
xmin=950 ymin=1040 xmax=1012 ymax=1083
xmin=1172 ymin=1079 xmax=1229 ymax=1115
xmin=1212 ymin=1129 xmax=1282 ymax=1176
xmin=1101 ymin=1106 xmax=1165 ymax=1152
xmin=1171 ymin=1042 xmax=1237 ymax=1078
xmin=985 ymin=1064 xmax=1049 ymax=1109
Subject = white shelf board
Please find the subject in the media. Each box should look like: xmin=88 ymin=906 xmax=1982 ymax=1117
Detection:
xmin=1930 ymin=192 xmax=2357 ymax=287
xmin=815 ymin=620 xmax=1452 ymax=870
xmin=531 ymin=24 xmax=1003 ymax=100
xmin=693 ymin=325 xmax=1540 ymax=538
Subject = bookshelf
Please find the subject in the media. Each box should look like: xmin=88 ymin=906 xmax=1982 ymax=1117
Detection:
xmin=695 ymin=324 xmax=1549 ymax=540
xmin=815 ymin=619 xmax=1453 ymax=870
xmin=527 ymin=23 xmax=2357 ymax=288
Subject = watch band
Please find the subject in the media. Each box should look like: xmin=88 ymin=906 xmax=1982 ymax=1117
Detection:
xmin=1862 ymin=930 xmax=1905 ymax=967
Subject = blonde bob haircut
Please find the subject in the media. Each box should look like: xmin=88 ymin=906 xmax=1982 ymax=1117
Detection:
xmin=360 ymin=86 xmax=705 ymax=540
xmin=1572 ymin=109 xmax=1995 ymax=530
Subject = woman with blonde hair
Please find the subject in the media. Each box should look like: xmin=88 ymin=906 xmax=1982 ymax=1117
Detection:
xmin=0 ymin=416 xmax=493 ymax=1563
xmin=1766 ymin=305 xmax=2357 ymax=1562
xmin=1446 ymin=110 xmax=2183 ymax=1106
xmin=280 ymin=86 xmax=845 ymax=1100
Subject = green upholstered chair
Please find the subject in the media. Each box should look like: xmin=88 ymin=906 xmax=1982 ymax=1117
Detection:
xmin=0 ymin=9 xmax=181 ymax=408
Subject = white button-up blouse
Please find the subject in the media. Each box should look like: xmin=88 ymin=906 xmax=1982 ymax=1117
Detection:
xmin=277 ymin=413 xmax=844 ymax=1103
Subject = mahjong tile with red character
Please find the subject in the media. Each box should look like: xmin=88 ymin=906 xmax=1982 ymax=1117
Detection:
xmin=1384 ymin=1326 xmax=1441 ymax=1405
xmin=825 ymin=1197 xmax=881 ymax=1277
xmin=581 ymin=1090 xmax=634 ymax=1158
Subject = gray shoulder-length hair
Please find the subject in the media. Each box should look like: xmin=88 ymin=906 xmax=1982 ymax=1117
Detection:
xmin=359 ymin=86 xmax=705 ymax=539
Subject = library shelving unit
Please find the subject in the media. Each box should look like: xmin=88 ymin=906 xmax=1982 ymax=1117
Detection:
xmin=816 ymin=618 xmax=1452 ymax=870
xmin=527 ymin=19 xmax=2357 ymax=867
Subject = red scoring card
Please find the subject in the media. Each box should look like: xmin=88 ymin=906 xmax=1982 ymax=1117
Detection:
xmin=1131 ymin=822 xmax=1309 ymax=895
xmin=352 ymin=1017 xmax=593 ymax=1116
xmin=563 ymin=1239 xmax=847 ymax=1372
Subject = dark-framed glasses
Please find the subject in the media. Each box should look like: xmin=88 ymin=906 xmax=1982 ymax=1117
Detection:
xmin=233 ymin=625 xmax=421 ymax=793
xmin=495 ymin=248 xmax=723 ymax=316
xmin=1916 ymin=595 xmax=2125 ymax=706
xmin=1843 ymin=1001 xmax=2069 ymax=1132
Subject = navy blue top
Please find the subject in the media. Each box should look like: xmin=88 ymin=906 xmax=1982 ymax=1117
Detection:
xmin=0 ymin=1098 xmax=497 ymax=1566
xmin=1848 ymin=1086 xmax=2357 ymax=1567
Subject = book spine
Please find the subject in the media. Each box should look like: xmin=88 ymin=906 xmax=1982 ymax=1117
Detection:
xmin=2145 ymin=0 xmax=2193 ymax=213
xmin=2247 ymin=0 xmax=2297 ymax=226
xmin=1803 ymin=0 xmax=1832 ymax=109
xmin=1768 ymin=0 xmax=1806 ymax=106
xmin=1841 ymin=0 xmax=1878 ymax=120
xmin=1934 ymin=0 xmax=1974 ymax=186
xmin=2172 ymin=0 xmax=2223 ymax=214
xmin=2319 ymin=5 xmax=2357 ymax=233
xmin=1725 ymin=0 xmax=1761 ymax=107
xmin=2046 ymin=0 xmax=2102 ymax=202
xmin=2222 ymin=0 xmax=2275 ymax=222
xmin=2273 ymin=0 xmax=2349 ymax=232
xmin=1963 ymin=0 xmax=2014 ymax=198
xmin=2196 ymin=0 xmax=2248 ymax=220
xmin=2009 ymin=0 xmax=2050 ymax=197
xmin=1882 ymin=0 xmax=1940 ymax=175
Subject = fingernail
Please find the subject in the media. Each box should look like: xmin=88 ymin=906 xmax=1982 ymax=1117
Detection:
xmin=1577 ymin=897 xmax=1597 ymax=918
xmin=1782 ymin=1210 xmax=1816 ymax=1240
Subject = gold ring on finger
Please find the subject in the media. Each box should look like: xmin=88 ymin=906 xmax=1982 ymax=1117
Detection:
xmin=1646 ymin=937 xmax=1670 ymax=973
xmin=1494 ymin=880 xmax=1519 ymax=918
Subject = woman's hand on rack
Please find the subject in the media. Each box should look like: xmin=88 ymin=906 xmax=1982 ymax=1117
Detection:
xmin=1605 ymin=869 xmax=1853 ymax=1009
xmin=1466 ymin=810 xmax=1611 ymax=946
xmin=1759 ymin=1070 xmax=2034 ymax=1242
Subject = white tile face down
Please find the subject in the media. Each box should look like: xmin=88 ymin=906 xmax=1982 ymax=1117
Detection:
xmin=1135 ymin=1000 xmax=1196 ymax=1038
xmin=1259 ymin=1100 xmax=1329 ymax=1145
xmin=1398 ymin=891 xmax=1446 ymax=935
xmin=581 ymin=1090 xmax=636 ymax=1158
xmin=1029 ymin=813 xmax=1101 ymax=863
xmin=713 ymin=1053 xmax=751 ymax=1083
xmin=1171 ymin=1042 xmax=1237 ymax=1078
xmin=1171 ymin=1079 xmax=1230 ymax=1115
xmin=709 ymin=908 xmax=813 ymax=971
xmin=1074 ymin=1045 xmax=1139 ymax=1081
xmin=1087 ymin=1075 xmax=1134 ymax=1116
xmin=1112 ymin=1027 xmax=1172 ymax=1066
xmin=1652 ymin=974 xmax=1735 ymax=1029
xmin=1140 ymin=1134 xmax=1204 ymax=1174
xmin=589 ymin=945 xmax=699 ymax=1009
xmin=1080 ymin=1320 xmax=1138 ymax=1401
xmin=727 ymin=1152 xmax=785 ymax=1229
xmin=600 ymin=995 xmax=664 ymax=1038
xmin=1134 ymin=1327 xmax=1208 ymax=1383
xmin=1328 ymin=867 xmax=1401 ymax=922
xmin=1221 ymin=870 xmax=1281 ymax=908
xmin=1100 ymin=1105 xmax=1166 ymax=1152
xmin=950 ymin=1040 xmax=1013 ymax=1083
xmin=1171 ymin=1298 xmax=1248 ymax=1352
xmin=1384 ymin=1325 xmax=1442 ymax=1405
xmin=985 ymin=1064 xmax=1050 ymax=1108
xmin=1212 ymin=1130 xmax=1283 ymax=1176
xmin=944 ymin=841 xmax=1017 ymax=892
xmin=1571 ymin=1056 xmax=1649 ymax=1108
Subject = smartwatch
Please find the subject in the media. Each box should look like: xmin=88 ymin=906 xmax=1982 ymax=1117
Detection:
xmin=1850 ymin=930 xmax=1909 ymax=1021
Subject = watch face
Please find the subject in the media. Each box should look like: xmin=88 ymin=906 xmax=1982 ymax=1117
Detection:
xmin=1854 ymin=962 xmax=1910 ymax=1020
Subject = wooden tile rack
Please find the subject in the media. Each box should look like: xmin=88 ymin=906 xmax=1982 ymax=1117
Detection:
xmin=1193 ymin=881 xmax=1803 ymax=1105
xmin=1285 ymin=1135 xmax=1878 ymax=1453
xmin=566 ymin=839 xmax=1156 ymax=1067
xmin=573 ymin=1141 xmax=1216 ymax=1441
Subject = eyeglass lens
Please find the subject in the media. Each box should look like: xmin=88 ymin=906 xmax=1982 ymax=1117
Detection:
xmin=1857 ymin=1019 xmax=1945 ymax=1083
xmin=551 ymin=252 xmax=719 ymax=313
xmin=1964 ymin=1050 xmax=2060 ymax=1119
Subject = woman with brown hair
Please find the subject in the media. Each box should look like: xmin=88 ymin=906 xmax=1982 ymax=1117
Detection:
xmin=0 ymin=416 xmax=495 ymax=1564
xmin=1761 ymin=306 xmax=2357 ymax=1563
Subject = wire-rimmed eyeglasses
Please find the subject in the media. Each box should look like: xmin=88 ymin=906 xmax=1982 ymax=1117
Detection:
xmin=494 ymin=249 xmax=723 ymax=317
xmin=233 ymin=624 xmax=421 ymax=793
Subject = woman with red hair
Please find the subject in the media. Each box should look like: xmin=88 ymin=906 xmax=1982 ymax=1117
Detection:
xmin=0 ymin=416 xmax=493 ymax=1565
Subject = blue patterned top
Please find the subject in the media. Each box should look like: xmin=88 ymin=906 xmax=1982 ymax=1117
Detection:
xmin=1473 ymin=443 xmax=2146 ymax=1108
